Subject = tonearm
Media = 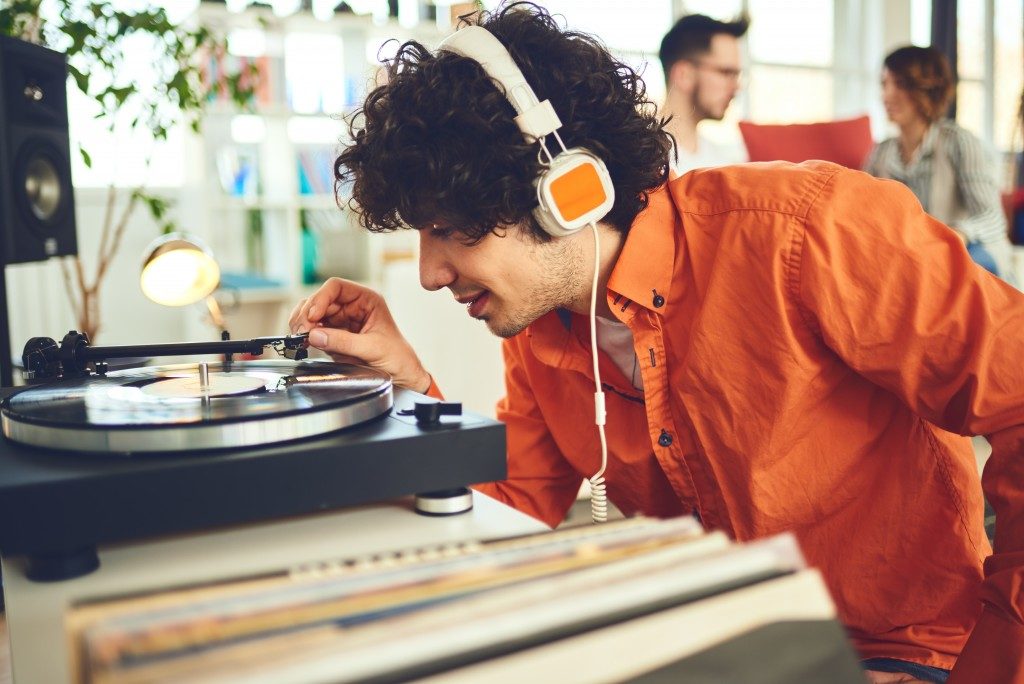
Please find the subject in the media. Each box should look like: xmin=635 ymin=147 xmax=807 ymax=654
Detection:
xmin=21 ymin=331 xmax=310 ymax=382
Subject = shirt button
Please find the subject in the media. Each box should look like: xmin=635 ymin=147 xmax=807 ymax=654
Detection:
xmin=652 ymin=294 xmax=665 ymax=308
xmin=658 ymin=429 xmax=673 ymax=447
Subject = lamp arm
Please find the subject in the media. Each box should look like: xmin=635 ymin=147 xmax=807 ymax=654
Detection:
xmin=204 ymin=295 xmax=227 ymax=333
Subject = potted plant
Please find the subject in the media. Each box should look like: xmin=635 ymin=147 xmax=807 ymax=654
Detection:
xmin=0 ymin=0 xmax=258 ymax=341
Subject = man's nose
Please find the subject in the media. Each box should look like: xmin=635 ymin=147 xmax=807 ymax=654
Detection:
xmin=419 ymin=234 xmax=457 ymax=291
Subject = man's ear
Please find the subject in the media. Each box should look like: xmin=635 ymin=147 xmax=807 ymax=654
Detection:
xmin=668 ymin=60 xmax=696 ymax=96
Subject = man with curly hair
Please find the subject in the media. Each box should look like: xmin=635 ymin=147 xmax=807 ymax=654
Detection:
xmin=289 ymin=4 xmax=1024 ymax=682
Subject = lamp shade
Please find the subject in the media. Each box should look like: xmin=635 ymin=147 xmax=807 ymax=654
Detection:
xmin=140 ymin=233 xmax=220 ymax=307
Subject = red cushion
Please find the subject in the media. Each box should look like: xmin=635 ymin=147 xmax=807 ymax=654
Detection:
xmin=1005 ymin=188 xmax=1024 ymax=212
xmin=739 ymin=115 xmax=875 ymax=169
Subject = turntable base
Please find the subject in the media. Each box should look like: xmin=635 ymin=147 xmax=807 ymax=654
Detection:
xmin=0 ymin=386 xmax=507 ymax=581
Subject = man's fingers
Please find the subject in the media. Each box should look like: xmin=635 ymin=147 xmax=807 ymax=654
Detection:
xmin=299 ymin=280 xmax=337 ymax=324
xmin=323 ymin=352 xmax=364 ymax=366
xmin=288 ymin=299 xmax=307 ymax=332
xmin=307 ymin=326 xmax=371 ymax=363
xmin=302 ymin=278 xmax=369 ymax=325
xmin=299 ymin=293 xmax=323 ymax=325
xmin=290 ymin=278 xmax=384 ymax=339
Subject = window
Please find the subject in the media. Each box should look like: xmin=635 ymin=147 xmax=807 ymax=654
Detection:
xmin=958 ymin=0 xmax=988 ymax=139
xmin=526 ymin=0 xmax=675 ymax=102
xmin=957 ymin=0 xmax=1023 ymax=153
xmin=66 ymin=32 xmax=187 ymax=188
xmin=59 ymin=0 xmax=1022 ymax=188
xmin=285 ymin=33 xmax=347 ymax=114
xmin=745 ymin=0 xmax=834 ymax=124
xmin=993 ymin=0 xmax=1023 ymax=153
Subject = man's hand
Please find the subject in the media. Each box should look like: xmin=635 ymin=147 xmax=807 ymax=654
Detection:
xmin=288 ymin=278 xmax=432 ymax=392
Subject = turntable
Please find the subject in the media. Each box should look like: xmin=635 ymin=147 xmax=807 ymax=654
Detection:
xmin=0 ymin=332 xmax=507 ymax=581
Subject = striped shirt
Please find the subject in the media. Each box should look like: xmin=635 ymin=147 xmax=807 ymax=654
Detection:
xmin=865 ymin=120 xmax=1008 ymax=246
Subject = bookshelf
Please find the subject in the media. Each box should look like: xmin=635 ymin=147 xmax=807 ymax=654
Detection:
xmin=180 ymin=2 xmax=434 ymax=339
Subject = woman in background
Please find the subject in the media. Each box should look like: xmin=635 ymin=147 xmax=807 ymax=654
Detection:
xmin=865 ymin=45 xmax=1014 ymax=283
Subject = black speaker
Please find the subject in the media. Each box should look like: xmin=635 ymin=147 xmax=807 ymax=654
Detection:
xmin=0 ymin=35 xmax=78 ymax=265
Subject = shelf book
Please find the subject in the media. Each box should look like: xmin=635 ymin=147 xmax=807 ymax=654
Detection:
xmin=65 ymin=516 xmax=865 ymax=683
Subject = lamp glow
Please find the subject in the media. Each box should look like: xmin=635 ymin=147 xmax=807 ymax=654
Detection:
xmin=140 ymin=234 xmax=221 ymax=307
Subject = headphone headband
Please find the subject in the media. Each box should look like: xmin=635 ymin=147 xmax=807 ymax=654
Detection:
xmin=436 ymin=25 xmax=615 ymax=237
xmin=438 ymin=26 xmax=562 ymax=141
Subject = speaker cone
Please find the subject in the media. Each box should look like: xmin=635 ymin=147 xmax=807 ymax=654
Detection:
xmin=24 ymin=153 xmax=61 ymax=222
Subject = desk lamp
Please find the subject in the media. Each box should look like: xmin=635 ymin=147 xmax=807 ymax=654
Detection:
xmin=140 ymin=233 xmax=226 ymax=333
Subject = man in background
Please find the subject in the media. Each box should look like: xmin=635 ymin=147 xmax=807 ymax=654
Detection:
xmin=658 ymin=13 xmax=748 ymax=174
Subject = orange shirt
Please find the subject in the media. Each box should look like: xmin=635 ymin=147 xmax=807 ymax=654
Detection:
xmin=469 ymin=162 xmax=1024 ymax=681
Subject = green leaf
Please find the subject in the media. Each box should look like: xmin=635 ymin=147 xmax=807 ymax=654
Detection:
xmin=67 ymin=63 xmax=88 ymax=94
xmin=79 ymin=145 xmax=92 ymax=168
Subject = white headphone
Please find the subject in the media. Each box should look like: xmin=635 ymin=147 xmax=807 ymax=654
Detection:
xmin=438 ymin=26 xmax=616 ymax=238
xmin=440 ymin=25 xmax=617 ymax=524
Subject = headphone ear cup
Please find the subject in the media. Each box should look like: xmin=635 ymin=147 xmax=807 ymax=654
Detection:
xmin=533 ymin=170 xmax=586 ymax=238
xmin=533 ymin=209 xmax=585 ymax=237
xmin=533 ymin=149 xmax=615 ymax=238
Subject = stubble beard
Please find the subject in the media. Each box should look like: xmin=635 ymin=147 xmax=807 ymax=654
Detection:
xmin=692 ymin=84 xmax=727 ymax=122
xmin=485 ymin=237 xmax=587 ymax=339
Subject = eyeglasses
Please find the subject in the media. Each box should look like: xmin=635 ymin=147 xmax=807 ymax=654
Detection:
xmin=690 ymin=60 xmax=744 ymax=82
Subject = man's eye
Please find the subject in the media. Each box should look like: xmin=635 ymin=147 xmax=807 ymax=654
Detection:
xmin=427 ymin=226 xmax=478 ymax=246
xmin=430 ymin=227 xmax=453 ymax=239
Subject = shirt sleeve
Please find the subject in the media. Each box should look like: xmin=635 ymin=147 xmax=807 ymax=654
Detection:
xmin=795 ymin=167 xmax=1024 ymax=683
xmin=472 ymin=337 xmax=583 ymax=528
xmin=420 ymin=374 xmax=444 ymax=399
xmin=947 ymin=127 xmax=1009 ymax=244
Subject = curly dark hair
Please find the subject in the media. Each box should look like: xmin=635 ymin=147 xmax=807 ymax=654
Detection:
xmin=335 ymin=2 xmax=671 ymax=243
xmin=884 ymin=46 xmax=955 ymax=122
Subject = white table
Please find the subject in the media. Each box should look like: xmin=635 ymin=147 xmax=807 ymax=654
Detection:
xmin=0 ymin=492 xmax=545 ymax=683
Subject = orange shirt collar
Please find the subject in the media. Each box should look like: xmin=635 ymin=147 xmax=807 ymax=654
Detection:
xmin=606 ymin=184 xmax=678 ymax=315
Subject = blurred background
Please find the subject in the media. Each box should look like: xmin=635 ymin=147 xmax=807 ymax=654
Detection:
xmin=3 ymin=0 xmax=1022 ymax=414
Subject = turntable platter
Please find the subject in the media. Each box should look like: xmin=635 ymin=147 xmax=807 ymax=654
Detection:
xmin=0 ymin=360 xmax=393 ymax=454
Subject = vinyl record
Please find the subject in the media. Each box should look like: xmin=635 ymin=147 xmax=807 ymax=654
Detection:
xmin=1 ymin=360 xmax=393 ymax=454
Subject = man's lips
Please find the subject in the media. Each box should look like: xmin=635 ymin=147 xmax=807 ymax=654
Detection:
xmin=455 ymin=291 xmax=489 ymax=318
xmin=454 ymin=292 xmax=485 ymax=305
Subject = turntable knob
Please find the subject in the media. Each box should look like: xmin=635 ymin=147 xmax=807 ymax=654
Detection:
xmin=398 ymin=401 xmax=463 ymax=426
